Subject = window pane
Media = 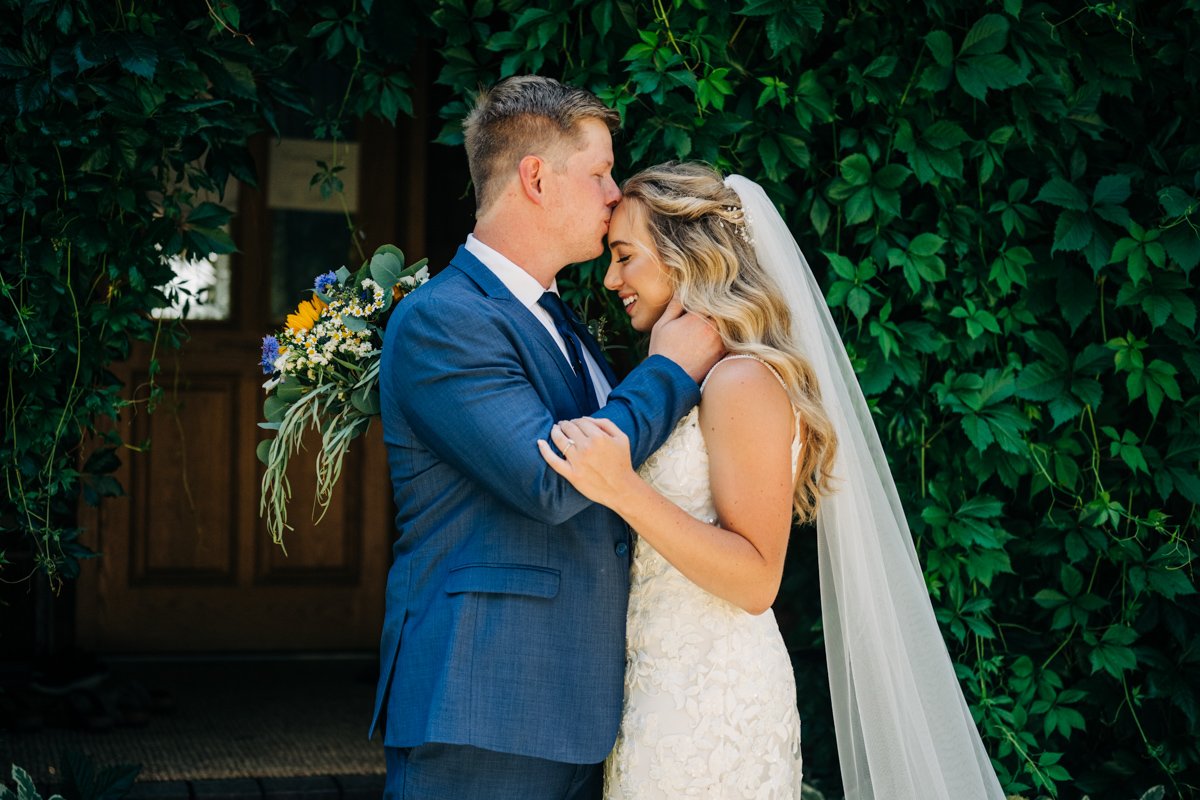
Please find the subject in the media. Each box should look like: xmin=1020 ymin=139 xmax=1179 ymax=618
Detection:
xmin=270 ymin=211 xmax=358 ymax=319
xmin=154 ymin=251 xmax=233 ymax=321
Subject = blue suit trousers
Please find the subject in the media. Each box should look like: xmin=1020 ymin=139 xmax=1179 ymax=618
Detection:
xmin=384 ymin=744 xmax=602 ymax=800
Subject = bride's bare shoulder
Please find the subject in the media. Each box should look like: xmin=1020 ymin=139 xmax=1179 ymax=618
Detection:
xmin=698 ymin=357 xmax=792 ymax=435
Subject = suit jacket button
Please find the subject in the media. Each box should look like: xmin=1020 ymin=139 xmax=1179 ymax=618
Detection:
xmin=615 ymin=542 xmax=629 ymax=557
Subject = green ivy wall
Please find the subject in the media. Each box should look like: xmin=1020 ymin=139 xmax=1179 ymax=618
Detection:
xmin=3 ymin=1 xmax=1198 ymax=797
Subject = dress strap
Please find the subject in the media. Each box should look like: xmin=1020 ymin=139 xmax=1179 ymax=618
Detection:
xmin=701 ymin=355 xmax=802 ymax=466
xmin=700 ymin=353 xmax=789 ymax=393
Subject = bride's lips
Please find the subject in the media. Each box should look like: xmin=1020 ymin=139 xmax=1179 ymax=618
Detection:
xmin=621 ymin=294 xmax=637 ymax=316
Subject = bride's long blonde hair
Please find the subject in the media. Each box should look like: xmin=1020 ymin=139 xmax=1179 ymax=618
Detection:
xmin=621 ymin=162 xmax=837 ymax=522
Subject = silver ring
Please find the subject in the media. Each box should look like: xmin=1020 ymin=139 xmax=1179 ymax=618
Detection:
xmin=562 ymin=438 xmax=576 ymax=452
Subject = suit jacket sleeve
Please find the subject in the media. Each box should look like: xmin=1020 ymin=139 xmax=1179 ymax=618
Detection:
xmin=390 ymin=292 xmax=699 ymax=526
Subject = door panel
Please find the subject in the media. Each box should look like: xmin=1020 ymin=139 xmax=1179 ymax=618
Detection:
xmin=77 ymin=112 xmax=411 ymax=652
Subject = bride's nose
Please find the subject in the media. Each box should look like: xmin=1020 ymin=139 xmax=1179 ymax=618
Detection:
xmin=603 ymin=260 xmax=622 ymax=291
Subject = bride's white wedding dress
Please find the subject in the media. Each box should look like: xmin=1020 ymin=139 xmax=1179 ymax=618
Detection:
xmin=604 ymin=355 xmax=804 ymax=799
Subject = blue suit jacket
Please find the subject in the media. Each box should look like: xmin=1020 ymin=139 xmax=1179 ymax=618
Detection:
xmin=370 ymin=246 xmax=699 ymax=764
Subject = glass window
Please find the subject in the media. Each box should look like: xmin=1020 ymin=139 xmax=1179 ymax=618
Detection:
xmin=154 ymin=250 xmax=233 ymax=321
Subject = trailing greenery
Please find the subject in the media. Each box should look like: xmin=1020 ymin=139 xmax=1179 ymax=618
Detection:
xmin=0 ymin=0 xmax=415 ymax=586
xmin=3 ymin=0 xmax=1198 ymax=797
xmin=1 ymin=765 xmax=62 ymax=800
xmin=417 ymin=1 xmax=1199 ymax=797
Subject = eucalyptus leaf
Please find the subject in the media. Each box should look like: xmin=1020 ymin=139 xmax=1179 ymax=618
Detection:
xmin=351 ymin=385 xmax=381 ymax=416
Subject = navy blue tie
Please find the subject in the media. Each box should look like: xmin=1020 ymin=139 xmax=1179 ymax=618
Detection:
xmin=538 ymin=291 xmax=599 ymax=411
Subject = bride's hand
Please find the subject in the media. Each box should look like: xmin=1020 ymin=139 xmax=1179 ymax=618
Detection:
xmin=537 ymin=417 xmax=638 ymax=509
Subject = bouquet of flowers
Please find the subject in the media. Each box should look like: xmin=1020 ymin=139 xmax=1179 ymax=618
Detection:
xmin=258 ymin=244 xmax=428 ymax=549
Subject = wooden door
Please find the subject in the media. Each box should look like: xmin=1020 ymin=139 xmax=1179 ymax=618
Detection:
xmin=76 ymin=110 xmax=420 ymax=652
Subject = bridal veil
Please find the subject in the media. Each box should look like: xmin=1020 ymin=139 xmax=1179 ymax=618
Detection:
xmin=725 ymin=175 xmax=1006 ymax=800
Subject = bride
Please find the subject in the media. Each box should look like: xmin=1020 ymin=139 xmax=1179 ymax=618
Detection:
xmin=538 ymin=162 xmax=1005 ymax=799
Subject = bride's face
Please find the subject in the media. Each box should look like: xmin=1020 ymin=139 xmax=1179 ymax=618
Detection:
xmin=604 ymin=201 xmax=674 ymax=332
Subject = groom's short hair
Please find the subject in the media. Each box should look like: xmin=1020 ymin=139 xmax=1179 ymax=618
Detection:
xmin=463 ymin=75 xmax=620 ymax=215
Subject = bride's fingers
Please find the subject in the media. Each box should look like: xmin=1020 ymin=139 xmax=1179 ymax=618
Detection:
xmin=549 ymin=423 xmax=571 ymax=449
xmin=573 ymin=417 xmax=610 ymax=440
xmin=591 ymin=417 xmax=626 ymax=440
xmin=557 ymin=418 xmax=587 ymax=446
xmin=537 ymin=439 xmax=571 ymax=477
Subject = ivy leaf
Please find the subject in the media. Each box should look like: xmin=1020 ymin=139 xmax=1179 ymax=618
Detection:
xmin=925 ymin=30 xmax=954 ymax=66
xmin=1088 ymin=625 xmax=1138 ymax=679
xmin=667 ymin=126 xmax=694 ymax=160
xmin=209 ymin=0 xmax=242 ymax=30
xmin=184 ymin=226 xmax=236 ymax=256
xmin=810 ymin=196 xmax=832 ymax=237
xmin=956 ymin=53 xmax=1026 ymax=100
xmin=1052 ymin=210 xmax=1094 ymax=254
xmin=967 ymin=548 xmax=1013 ymax=585
xmin=847 ymin=287 xmax=871 ymax=320
xmin=988 ymin=246 xmax=1032 ymax=294
xmin=840 ymin=153 xmax=872 ymax=186
xmin=777 ymin=134 xmax=810 ymax=169
xmin=1035 ymin=177 xmax=1089 ymax=211
xmin=753 ymin=136 xmax=782 ymax=182
xmin=696 ymin=68 xmax=734 ymax=111
xmin=961 ymin=414 xmax=995 ymax=451
xmin=765 ymin=15 xmax=810 ymax=56
xmin=15 ymin=77 xmax=50 ymax=114
xmin=1147 ymin=562 xmax=1196 ymax=600
xmin=960 ymin=14 xmax=1009 ymax=56
xmin=863 ymin=54 xmax=898 ymax=78
xmin=1161 ymin=225 xmax=1200 ymax=274
xmin=844 ymin=187 xmax=874 ymax=225
xmin=186 ymin=202 xmax=233 ymax=230
xmin=874 ymin=164 xmax=911 ymax=190
xmin=591 ymin=2 xmax=613 ymax=38
xmin=1016 ymin=360 xmax=1063 ymax=403
xmin=909 ymin=233 xmax=945 ymax=256
xmin=1158 ymin=186 xmax=1198 ymax=218
xmin=923 ymin=120 xmax=970 ymax=151
xmin=1093 ymin=174 xmax=1131 ymax=206
xmin=1143 ymin=359 xmax=1182 ymax=417
xmin=1057 ymin=267 xmax=1095 ymax=332
xmin=117 ymin=36 xmax=158 ymax=80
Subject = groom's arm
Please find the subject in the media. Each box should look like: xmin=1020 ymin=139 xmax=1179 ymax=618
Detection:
xmin=390 ymin=293 xmax=699 ymax=526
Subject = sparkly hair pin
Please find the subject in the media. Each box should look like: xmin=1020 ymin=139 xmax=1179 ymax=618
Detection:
xmin=722 ymin=205 xmax=753 ymax=245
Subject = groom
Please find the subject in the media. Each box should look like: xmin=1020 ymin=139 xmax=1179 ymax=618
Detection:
xmin=370 ymin=75 xmax=722 ymax=798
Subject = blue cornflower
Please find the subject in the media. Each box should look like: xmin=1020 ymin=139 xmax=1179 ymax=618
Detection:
xmin=261 ymin=335 xmax=281 ymax=374
xmin=314 ymin=271 xmax=338 ymax=294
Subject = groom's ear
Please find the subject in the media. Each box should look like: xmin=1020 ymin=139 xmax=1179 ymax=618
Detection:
xmin=518 ymin=155 xmax=546 ymax=205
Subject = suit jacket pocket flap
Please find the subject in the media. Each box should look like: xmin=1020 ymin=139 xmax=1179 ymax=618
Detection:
xmin=444 ymin=564 xmax=560 ymax=599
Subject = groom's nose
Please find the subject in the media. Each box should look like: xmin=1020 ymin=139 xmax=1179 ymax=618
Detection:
xmin=604 ymin=176 xmax=621 ymax=207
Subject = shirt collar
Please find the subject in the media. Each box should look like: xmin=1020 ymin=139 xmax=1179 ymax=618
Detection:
xmin=465 ymin=234 xmax=559 ymax=309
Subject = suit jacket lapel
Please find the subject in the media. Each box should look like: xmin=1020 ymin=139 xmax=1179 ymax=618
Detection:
xmin=449 ymin=247 xmax=592 ymax=411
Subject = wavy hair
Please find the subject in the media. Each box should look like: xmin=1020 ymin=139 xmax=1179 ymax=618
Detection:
xmin=620 ymin=162 xmax=837 ymax=522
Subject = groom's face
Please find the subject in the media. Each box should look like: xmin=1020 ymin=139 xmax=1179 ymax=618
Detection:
xmin=543 ymin=118 xmax=621 ymax=264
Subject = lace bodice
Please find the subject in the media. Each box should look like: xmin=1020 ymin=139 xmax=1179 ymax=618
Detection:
xmin=604 ymin=356 xmax=804 ymax=799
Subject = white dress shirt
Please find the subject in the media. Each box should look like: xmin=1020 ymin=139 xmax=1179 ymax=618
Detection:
xmin=465 ymin=235 xmax=612 ymax=404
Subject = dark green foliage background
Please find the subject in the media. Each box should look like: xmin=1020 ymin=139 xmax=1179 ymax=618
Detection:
xmin=422 ymin=2 xmax=1199 ymax=797
xmin=3 ymin=0 xmax=1199 ymax=797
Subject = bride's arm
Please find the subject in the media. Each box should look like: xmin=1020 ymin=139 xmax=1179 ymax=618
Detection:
xmin=538 ymin=358 xmax=796 ymax=614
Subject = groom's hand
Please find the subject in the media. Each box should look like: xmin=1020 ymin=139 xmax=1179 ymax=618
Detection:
xmin=647 ymin=298 xmax=725 ymax=383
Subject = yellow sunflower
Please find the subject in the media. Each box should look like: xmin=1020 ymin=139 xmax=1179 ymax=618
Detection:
xmin=286 ymin=295 xmax=327 ymax=331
